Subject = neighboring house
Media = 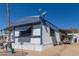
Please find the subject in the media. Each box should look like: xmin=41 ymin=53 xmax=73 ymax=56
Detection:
xmin=2 ymin=16 xmax=61 ymax=51
xmin=68 ymin=33 xmax=79 ymax=43
xmin=60 ymin=29 xmax=79 ymax=43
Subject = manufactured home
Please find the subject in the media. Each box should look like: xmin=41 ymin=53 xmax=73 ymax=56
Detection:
xmin=2 ymin=16 xmax=61 ymax=51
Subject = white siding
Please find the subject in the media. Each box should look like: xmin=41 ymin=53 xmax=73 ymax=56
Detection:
xmin=12 ymin=25 xmax=60 ymax=51
xmin=12 ymin=43 xmax=43 ymax=51
xmin=42 ymin=25 xmax=61 ymax=50
xmin=10 ymin=32 xmax=14 ymax=42
xmin=42 ymin=25 xmax=53 ymax=45
xmin=55 ymin=31 xmax=61 ymax=44
xmin=14 ymin=31 xmax=19 ymax=44
xmin=15 ymin=31 xmax=19 ymax=36
xmin=12 ymin=29 xmax=42 ymax=51
xmin=32 ymin=28 xmax=40 ymax=36
xmin=15 ymin=38 xmax=19 ymax=44
xmin=31 ymin=38 xmax=40 ymax=44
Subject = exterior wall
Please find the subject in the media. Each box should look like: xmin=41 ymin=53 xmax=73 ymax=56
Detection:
xmin=42 ymin=25 xmax=54 ymax=50
xmin=31 ymin=28 xmax=41 ymax=44
xmin=31 ymin=38 xmax=40 ymax=44
xmin=14 ymin=31 xmax=19 ymax=43
xmin=32 ymin=28 xmax=40 ymax=36
xmin=12 ymin=27 xmax=43 ymax=51
xmin=11 ymin=24 xmax=60 ymax=51
xmin=42 ymin=25 xmax=61 ymax=50
xmin=15 ymin=31 xmax=19 ymax=37
xmin=12 ymin=43 xmax=43 ymax=51
xmin=55 ymin=31 xmax=61 ymax=44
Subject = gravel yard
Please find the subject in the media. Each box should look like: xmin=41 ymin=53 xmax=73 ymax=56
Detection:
xmin=0 ymin=43 xmax=79 ymax=56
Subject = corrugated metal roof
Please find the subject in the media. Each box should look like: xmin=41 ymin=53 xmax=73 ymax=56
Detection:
xmin=43 ymin=19 xmax=59 ymax=31
xmin=2 ymin=15 xmax=60 ymax=31
xmin=11 ymin=16 xmax=41 ymax=27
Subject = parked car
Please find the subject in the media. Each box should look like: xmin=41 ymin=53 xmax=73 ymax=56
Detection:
xmin=63 ymin=39 xmax=71 ymax=44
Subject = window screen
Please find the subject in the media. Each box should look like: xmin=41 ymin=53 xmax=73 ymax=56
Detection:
xmin=20 ymin=27 xmax=32 ymax=37
xmin=50 ymin=28 xmax=55 ymax=36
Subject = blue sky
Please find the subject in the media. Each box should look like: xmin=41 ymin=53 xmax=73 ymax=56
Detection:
xmin=0 ymin=3 xmax=79 ymax=29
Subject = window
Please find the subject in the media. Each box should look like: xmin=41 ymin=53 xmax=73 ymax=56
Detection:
xmin=50 ymin=28 xmax=55 ymax=36
xmin=20 ymin=27 xmax=32 ymax=37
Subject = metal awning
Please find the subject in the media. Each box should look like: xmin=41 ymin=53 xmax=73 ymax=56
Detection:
xmin=15 ymin=26 xmax=32 ymax=31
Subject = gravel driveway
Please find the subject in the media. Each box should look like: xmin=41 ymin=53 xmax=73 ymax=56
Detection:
xmin=0 ymin=43 xmax=79 ymax=56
